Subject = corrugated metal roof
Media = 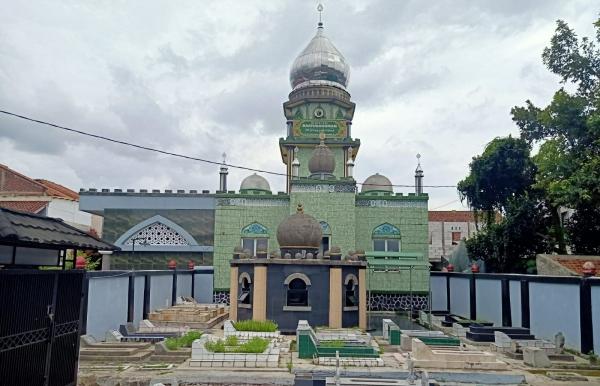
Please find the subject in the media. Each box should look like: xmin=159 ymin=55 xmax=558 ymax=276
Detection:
xmin=0 ymin=207 xmax=117 ymax=250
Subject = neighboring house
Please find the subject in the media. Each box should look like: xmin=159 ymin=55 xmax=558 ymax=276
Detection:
xmin=536 ymin=254 xmax=600 ymax=277
xmin=428 ymin=210 xmax=479 ymax=263
xmin=0 ymin=164 xmax=103 ymax=235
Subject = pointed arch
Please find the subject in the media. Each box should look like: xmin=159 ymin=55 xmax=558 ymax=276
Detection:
xmin=319 ymin=221 xmax=331 ymax=235
xmin=241 ymin=222 xmax=268 ymax=237
xmin=115 ymin=215 xmax=211 ymax=252
xmin=372 ymin=223 xmax=401 ymax=238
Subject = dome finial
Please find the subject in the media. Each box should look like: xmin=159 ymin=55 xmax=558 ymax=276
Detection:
xmin=317 ymin=3 xmax=324 ymax=28
xmin=297 ymin=203 xmax=304 ymax=213
xmin=319 ymin=131 xmax=326 ymax=145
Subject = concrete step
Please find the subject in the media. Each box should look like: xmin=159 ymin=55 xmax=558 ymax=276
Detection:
xmin=81 ymin=342 xmax=151 ymax=350
xmin=149 ymin=354 xmax=189 ymax=363
xmin=80 ymin=347 xmax=145 ymax=357
xmin=79 ymin=349 xmax=153 ymax=362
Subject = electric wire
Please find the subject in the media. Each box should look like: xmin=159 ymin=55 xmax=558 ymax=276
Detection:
xmin=0 ymin=109 xmax=458 ymax=188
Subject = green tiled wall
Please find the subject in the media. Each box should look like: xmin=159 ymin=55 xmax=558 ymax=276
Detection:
xmin=213 ymin=203 xmax=289 ymax=290
xmin=289 ymin=191 xmax=356 ymax=255
xmin=356 ymin=205 xmax=429 ymax=292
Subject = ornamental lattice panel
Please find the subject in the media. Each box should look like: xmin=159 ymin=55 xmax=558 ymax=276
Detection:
xmin=125 ymin=222 xmax=189 ymax=245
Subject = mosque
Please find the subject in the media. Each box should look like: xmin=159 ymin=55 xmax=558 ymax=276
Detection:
xmin=79 ymin=11 xmax=430 ymax=318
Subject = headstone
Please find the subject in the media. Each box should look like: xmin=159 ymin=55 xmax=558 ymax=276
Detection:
xmin=523 ymin=347 xmax=551 ymax=368
xmin=554 ymin=332 xmax=565 ymax=354
xmin=105 ymin=329 xmax=124 ymax=342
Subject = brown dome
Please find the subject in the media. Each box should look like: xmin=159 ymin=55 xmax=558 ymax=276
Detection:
xmin=308 ymin=138 xmax=335 ymax=175
xmin=276 ymin=204 xmax=322 ymax=248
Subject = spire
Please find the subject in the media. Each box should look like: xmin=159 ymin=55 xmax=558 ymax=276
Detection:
xmin=317 ymin=3 xmax=324 ymax=28
xmin=219 ymin=152 xmax=228 ymax=192
xmin=415 ymin=153 xmax=424 ymax=194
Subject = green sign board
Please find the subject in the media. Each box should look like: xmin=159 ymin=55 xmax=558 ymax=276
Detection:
xmin=292 ymin=120 xmax=347 ymax=138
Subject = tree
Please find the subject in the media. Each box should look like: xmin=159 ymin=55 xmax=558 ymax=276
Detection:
xmin=457 ymin=136 xmax=536 ymax=225
xmin=465 ymin=196 xmax=552 ymax=273
xmin=511 ymin=17 xmax=600 ymax=253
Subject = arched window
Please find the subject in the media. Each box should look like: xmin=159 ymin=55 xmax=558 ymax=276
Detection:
xmin=319 ymin=221 xmax=331 ymax=254
xmin=372 ymin=223 xmax=401 ymax=252
xmin=238 ymin=273 xmax=252 ymax=306
xmin=241 ymin=223 xmax=269 ymax=256
xmin=344 ymin=274 xmax=358 ymax=309
xmin=284 ymin=273 xmax=311 ymax=309
xmin=287 ymin=279 xmax=308 ymax=307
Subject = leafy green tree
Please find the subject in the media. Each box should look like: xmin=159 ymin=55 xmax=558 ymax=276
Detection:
xmin=457 ymin=136 xmax=536 ymax=226
xmin=465 ymin=196 xmax=552 ymax=273
xmin=511 ymin=17 xmax=600 ymax=254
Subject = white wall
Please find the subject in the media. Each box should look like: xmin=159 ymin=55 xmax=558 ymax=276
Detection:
xmin=429 ymin=220 xmax=478 ymax=260
xmin=47 ymin=198 xmax=93 ymax=230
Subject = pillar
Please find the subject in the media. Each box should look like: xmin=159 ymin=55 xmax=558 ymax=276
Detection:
xmin=252 ymin=265 xmax=268 ymax=321
xmin=329 ymin=267 xmax=342 ymax=328
xmin=229 ymin=266 xmax=238 ymax=321
xmin=359 ymin=268 xmax=367 ymax=330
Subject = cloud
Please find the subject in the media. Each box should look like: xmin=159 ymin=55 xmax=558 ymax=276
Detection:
xmin=0 ymin=0 xmax=597 ymax=210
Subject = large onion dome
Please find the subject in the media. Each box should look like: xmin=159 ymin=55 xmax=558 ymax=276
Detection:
xmin=289 ymin=23 xmax=350 ymax=90
xmin=361 ymin=173 xmax=393 ymax=193
xmin=308 ymin=137 xmax=335 ymax=177
xmin=240 ymin=173 xmax=271 ymax=192
xmin=277 ymin=204 xmax=322 ymax=248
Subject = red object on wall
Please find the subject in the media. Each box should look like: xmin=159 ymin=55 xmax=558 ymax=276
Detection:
xmin=471 ymin=263 xmax=479 ymax=273
xmin=582 ymin=261 xmax=597 ymax=277
xmin=188 ymin=260 xmax=195 ymax=270
xmin=446 ymin=264 xmax=454 ymax=272
xmin=75 ymin=256 xmax=86 ymax=269
xmin=168 ymin=259 xmax=177 ymax=270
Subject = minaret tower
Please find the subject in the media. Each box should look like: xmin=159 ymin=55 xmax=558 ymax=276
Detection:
xmin=415 ymin=154 xmax=424 ymax=194
xmin=280 ymin=4 xmax=360 ymax=191
xmin=219 ymin=152 xmax=228 ymax=192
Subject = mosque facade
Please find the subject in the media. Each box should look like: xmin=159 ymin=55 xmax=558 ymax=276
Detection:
xmin=79 ymin=17 xmax=430 ymax=311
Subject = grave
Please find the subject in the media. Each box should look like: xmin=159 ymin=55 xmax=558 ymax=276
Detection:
xmin=117 ymin=323 xmax=179 ymax=343
xmin=491 ymin=331 xmax=574 ymax=361
xmin=79 ymin=335 xmax=153 ymax=363
xmin=394 ymin=338 xmax=508 ymax=370
xmin=148 ymin=303 xmax=228 ymax=329
xmin=189 ymin=334 xmax=280 ymax=368
xmin=137 ymin=319 xmax=190 ymax=335
xmin=441 ymin=314 xmax=493 ymax=327
xmin=466 ymin=325 xmax=534 ymax=342
xmin=223 ymin=320 xmax=280 ymax=340
xmin=297 ymin=320 xmax=382 ymax=366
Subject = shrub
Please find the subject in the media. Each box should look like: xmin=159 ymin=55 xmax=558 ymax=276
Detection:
xmin=204 ymin=337 xmax=269 ymax=353
xmin=233 ymin=319 xmax=278 ymax=332
xmin=164 ymin=331 xmax=203 ymax=350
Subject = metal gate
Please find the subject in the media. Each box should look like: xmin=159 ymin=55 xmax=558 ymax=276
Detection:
xmin=0 ymin=270 xmax=85 ymax=386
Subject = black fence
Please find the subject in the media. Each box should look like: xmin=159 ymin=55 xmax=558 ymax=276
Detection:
xmin=431 ymin=272 xmax=600 ymax=354
xmin=0 ymin=270 xmax=85 ymax=386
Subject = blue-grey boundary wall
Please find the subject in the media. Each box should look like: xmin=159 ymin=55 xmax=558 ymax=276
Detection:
xmin=430 ymin=272 xmax=599 ymax=354
xmin=83 ymin=267 xmax=214 ymax=340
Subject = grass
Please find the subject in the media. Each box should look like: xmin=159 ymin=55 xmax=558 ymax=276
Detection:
xmin=164 ymin=331 xmax=203 ymax=350
xmin=233 ymin=319 xmax=278 ymax=332
xmin=205 ymin=336 xmax=270 ymax=353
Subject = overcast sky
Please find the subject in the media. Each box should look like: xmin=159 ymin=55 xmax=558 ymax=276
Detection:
xmin=0 ymin=1 xmax=597 ymax=210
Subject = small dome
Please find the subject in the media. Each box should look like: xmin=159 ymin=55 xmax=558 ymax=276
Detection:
xmin=361 ymin=173 xmax=393 ymax=193
xmin=277 ymin=204 xmax=322 ymax=248
xmin=290 ymin=24 xmax=350 ymax=90
xmin=240 ymin=173 xmax=271 ymax=192
xmin=308 ymin=139 xmax=335 ymax=175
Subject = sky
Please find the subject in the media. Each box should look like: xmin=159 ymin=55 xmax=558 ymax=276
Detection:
xmin=0 ymin=0 xmax=597 ymax=210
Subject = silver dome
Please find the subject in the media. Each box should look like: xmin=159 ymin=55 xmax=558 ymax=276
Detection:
xmin=290 ymin=24 xmax=350 ymax=90
xmin=361 ymin=173 xmax=393 ymax=193
xmin=240 ymin=173 xmax=271 ymax=192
